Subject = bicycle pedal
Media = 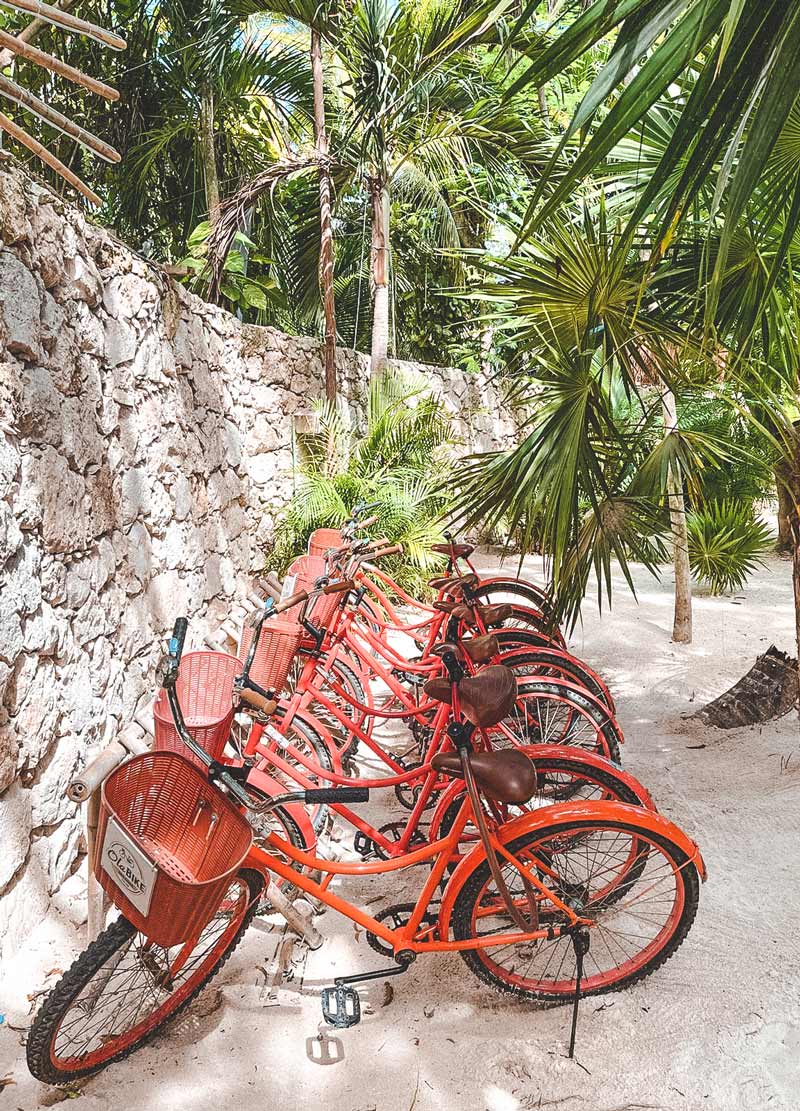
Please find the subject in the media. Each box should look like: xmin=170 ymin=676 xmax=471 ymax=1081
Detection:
xmin=353 ymin=830 xmax=376 ymax=858
xmin=321 ymin=984 xmax=361 ymax=1028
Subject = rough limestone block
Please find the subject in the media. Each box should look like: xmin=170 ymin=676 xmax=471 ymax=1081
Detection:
xmin=0 ymin=853 xmax=50 ymax=959
xmin=29 ymin=201 xmax=67 ymax=288
xmin=0 ymin=251 xmax=42 ymax=360
xmin=59 ymin=250 xmax=103 ymax=306
xmin=16 ymin=364 xmax=62 ymax=444
xmin=0 ymin=781 xmax=32 ymax=888
xmin=104 ymin=316 xmax=137 ymax=367
xmin=30 ymin=738 xmax=81 ymax=828
xmin=0 ymin=590 xmax=23 ymax=665
xmin=36 ymin=446 xmax=89 ymax=553
xmin=0 ymin=170 xmax=30 ymax=243
xmin=0 ymin=500 xmax=22 ymax=565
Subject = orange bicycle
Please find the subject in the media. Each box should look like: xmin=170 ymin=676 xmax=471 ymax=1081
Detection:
xmin=27 ymin=618 xmax=705 ymax=1084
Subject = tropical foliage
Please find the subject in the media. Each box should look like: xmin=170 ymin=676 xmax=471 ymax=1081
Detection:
xmin=687 ymin=501 xmax=774 ymax=596
xmin=4 ymin=1 xmax=800 ymax=661
xmin=266 ymin=371 xmax=454 ymax=594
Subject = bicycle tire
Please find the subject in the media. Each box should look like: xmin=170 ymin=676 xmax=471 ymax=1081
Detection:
xmin=259 ymin=706 xmax=335 ymax=834
xmin=27 ymin=870 xmax=263 ymax=1084
xmin=452 ymin=821 xmax=699 ymax=1001
xmin=503 ymin=680 xmax=624 ymax=764
xmin=500 ymin=648 xmax=614 ymax=712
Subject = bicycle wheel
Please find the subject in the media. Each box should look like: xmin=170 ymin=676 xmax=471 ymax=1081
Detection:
xmin=255 ymin=706 xmax=336 ymax=833
xmin=286 ymin=655 xmax=372 ymax=762
xmin=500 ymin=648 xmax=615 ymax=713
xmin=27 ymin=870 xmax=263 ymax=1084
xmin=474 ymin=578 xmax=554 ymax=620
xmin=452 ymin=821 xmax=699 ymax=1001
xmin=487 ymin=680 xmax=623 ymax=763
xmin=430 ymin=752 xmax=652 ymax=872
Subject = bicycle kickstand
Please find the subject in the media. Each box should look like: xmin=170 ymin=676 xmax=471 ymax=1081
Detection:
xmin=567 ymin=927 xmax=590 ymax=1060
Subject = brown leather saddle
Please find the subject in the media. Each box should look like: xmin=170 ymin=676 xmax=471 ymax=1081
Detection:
xmin=428 ymin=573 xmax=479 ymax=591
xmin=431 ymin=748 xmax=538 ymax=805
xmin=431 ymin=542 xmax=475 ymax=558
xmin=432 ymin=600 xmax=512 ymax=627
xmin=423 ymin=664 xmax=517 ymax=727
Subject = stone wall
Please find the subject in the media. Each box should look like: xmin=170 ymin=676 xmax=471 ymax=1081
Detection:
xmin=0 ymin=157 xmax=518 ymax=956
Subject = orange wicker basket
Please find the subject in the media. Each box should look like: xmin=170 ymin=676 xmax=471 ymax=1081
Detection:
xmin=308 ymin=527 xmax=343 ymax=557
xmin=287 ymin=554 xmax=341 ymax=629
xmin=238 ymin=618 xmax=304 ymax=692
xmin=94 ymin=751 xmax=253 ymax=948
xmin=153 ymin=651 xmax=240 ymax=768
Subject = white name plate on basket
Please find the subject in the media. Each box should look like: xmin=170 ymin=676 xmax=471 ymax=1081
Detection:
xmin=100 ymin=817 xmax=158 ymax=918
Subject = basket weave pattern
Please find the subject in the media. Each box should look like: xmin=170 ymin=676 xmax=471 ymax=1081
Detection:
xmin=287 ymin=554 xmax=341 ymax=629
xmin=94 ymin=752 xmax=253 ymax=948
xmin=153 ymin=651 xmax=240 ymax=767
xmin=239 ymin=619 xmax=304 ymax=692
xmin=308 ymin=528 xmax=343 ymax=557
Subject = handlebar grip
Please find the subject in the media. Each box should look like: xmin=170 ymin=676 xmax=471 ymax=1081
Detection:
xmin=170 ymin=617 xmax=188 ymax=662
xmin=322 ymin=579 xmax=354 ymax=594
xmin=355 ymin=514 xmax=379 ymax=530
xmin=238 ymin=688 xmax=278 ymax=715
xmin=364 ymin=537 xmax=390 ymax=551
xmin=368 ymin=544 xmax=404 ymax=559
xmin=275 ymin=589 xmax=309 ymax=613
xmin=302 ymin=787 xmax=370 ymax=804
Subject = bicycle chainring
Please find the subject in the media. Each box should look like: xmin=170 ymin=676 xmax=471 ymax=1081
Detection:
xmin=366 ymin=902 xmax=439 ymax=958
xmin=393 ymin=763 xmax=432 ymax=811
xmin=372 ymin=821 xmax=427 ymax=861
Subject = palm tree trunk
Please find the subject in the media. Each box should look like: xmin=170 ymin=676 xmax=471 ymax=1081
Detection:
xmin=537 ymin=86 xmax=550 ymax=131
xmin=662 ymin=389 xmax=692 ymax=644
xmin=370 ymin=178 xmax=390 ymax=378
xmin=775 ymin=463 xmax=794 ymax=552
xmin=311 ymin=26 xmax=337 ymax=403
xmin=199 ymin=90 xmax=220 ymax=224
xmin=781 ymin=424 xmax=800 ymax=715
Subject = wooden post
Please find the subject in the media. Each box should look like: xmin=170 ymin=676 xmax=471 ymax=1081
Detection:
xmin=86 ymin=790 xmax=105 ymax=942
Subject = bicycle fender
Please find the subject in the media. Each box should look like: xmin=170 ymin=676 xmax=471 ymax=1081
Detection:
xmin=437 ymin=800 xmax=706 ymax=940
xmin=520 ymin=744 xmax=655 ymax=809
xmin=427 ymin=744 xmax=656 ymax=844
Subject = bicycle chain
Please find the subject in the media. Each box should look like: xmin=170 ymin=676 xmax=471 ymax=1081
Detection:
xmin=366 ymin=902 xmax=439 ymax=958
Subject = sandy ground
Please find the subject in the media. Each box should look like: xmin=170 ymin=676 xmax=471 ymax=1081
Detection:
xmin=2 ymin=551 xmax=799 ymax=1111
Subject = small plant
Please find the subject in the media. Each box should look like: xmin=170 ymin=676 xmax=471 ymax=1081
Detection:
xmin=180 ymin=221 xmax=284 ymax=317
xmin=686 ymin=500 xmax=773 ymax=595
xmin=266 ymin=370 xmax=456 ymax=596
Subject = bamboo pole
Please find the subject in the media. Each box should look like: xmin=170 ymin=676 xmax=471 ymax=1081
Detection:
xmin=8 ymin=0 xmax=78 ymax=46
xmin=0 ymin=74 xmax=120 ymax=161
xmin=85 ymin=790 xmax=105 ymax=940
xmin=0 ymin=29 xmax=120 ymax=101
xmin=0 ymin=109 xmax=101 ymax=205
xmin=0 ymin=0 xmax=126 ymax=50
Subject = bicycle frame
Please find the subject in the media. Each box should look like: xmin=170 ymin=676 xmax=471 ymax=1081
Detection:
xmin=246 ymin=793 xmax=591 ymax=955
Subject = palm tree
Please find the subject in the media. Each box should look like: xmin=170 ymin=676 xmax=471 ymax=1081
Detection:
xmin=267 ymin=368 xmax=455 ymax=593
xmin=129 ymin=1 xmax=310 ymax=240
xmin=216 ymin=0 xmax=545 ymax=375
xmin=513 ymin=2 xmax=800 ymax=316
xmin=452 ymin=216 xmax=737 ymax=636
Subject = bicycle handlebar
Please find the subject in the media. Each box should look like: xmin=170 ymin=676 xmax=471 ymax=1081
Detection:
xmin=366 ymin=543 xmax=404 ymax=560
xmin=274 ymin=589 xmax=308 ymax=613
xmin=169 ymin=617 xmax=188 ymax=663
xmin=322 ymin=579 xmax=354 ymax=593
xmin=238 ymin=687 xmax=278 ymax=714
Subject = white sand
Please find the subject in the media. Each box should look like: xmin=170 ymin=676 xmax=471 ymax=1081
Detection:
xmin=2 ymin=552 xmax=799 ymax=1111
